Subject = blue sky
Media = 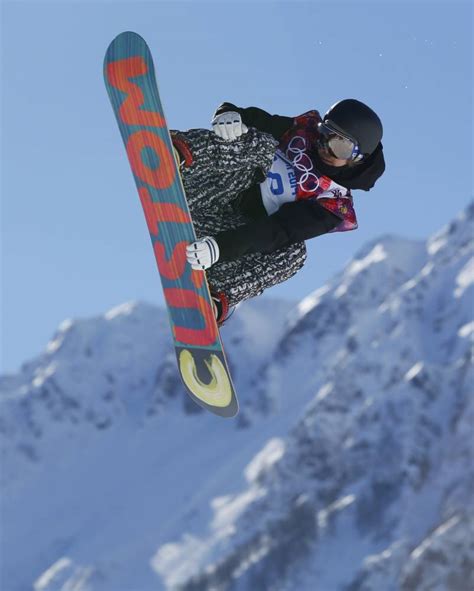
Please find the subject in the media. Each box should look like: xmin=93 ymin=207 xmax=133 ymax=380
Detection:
xmin=2 ymin=1 xmax=472 ymax=372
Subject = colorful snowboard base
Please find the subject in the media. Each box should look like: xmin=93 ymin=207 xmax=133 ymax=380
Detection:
xmin=104 ymin=31 xmax=238 ymax=417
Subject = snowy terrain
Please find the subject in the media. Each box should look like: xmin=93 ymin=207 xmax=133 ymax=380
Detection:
xmin=1 ymin=205 xmax=473 ymax=591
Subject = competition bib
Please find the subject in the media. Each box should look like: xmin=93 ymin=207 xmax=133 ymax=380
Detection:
xmin=260 ymin=150 xmax=298 ymax=214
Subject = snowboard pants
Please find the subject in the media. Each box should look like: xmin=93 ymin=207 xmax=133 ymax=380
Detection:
xmin=171 ymin=128 xmax=307 ymax=309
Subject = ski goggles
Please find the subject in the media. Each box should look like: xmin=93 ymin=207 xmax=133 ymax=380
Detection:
xmin=317 ymin=120 xmax=362 ymax=162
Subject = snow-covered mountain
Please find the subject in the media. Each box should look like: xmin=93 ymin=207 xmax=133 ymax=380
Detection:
xmin=1 ymin=205 xmax=473 ymax=591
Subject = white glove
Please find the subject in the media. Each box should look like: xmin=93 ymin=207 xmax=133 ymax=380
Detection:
xmin=186 ymin=236 xmax=220 ymax=270
xmin=211 ymin=111 xmax=248 ymax=141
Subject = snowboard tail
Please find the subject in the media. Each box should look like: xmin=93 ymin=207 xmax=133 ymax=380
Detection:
xmin=104 ymin=31 xmax=238 ymax=417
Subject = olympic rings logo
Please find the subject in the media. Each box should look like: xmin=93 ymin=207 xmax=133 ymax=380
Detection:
xmin=286 ymin=136 xmax=320 ymax=194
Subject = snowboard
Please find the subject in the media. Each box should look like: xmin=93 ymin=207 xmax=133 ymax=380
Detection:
xmin=104 ymin=31 xmax=238 ymax=418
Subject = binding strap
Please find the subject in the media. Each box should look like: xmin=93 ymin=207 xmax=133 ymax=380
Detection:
xmin=171 ymin=132 xmax=194 ymax=168
xmin=211 ymin=290 xmax=230 ymax=326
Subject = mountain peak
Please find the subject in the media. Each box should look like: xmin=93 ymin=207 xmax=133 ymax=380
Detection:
xmin=347 ymin=233 xmax=426 ymax=278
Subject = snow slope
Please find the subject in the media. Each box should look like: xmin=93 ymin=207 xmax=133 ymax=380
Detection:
xmin=1 ymin=205 xmax=473 ymax=591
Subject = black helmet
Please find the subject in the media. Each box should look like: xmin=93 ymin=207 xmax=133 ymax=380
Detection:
xmin=323 ymin=99 xmax=383 ymax=157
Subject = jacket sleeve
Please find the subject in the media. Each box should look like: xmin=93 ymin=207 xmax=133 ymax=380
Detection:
xmin=214 ymin=200 xmax=342 ymax=262
xmin=214 ymin=102 xmax=294 ymax=142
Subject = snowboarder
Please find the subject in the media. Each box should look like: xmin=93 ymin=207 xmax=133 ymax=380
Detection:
xmin=171 ymin=99 xmax=385 ymax=324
